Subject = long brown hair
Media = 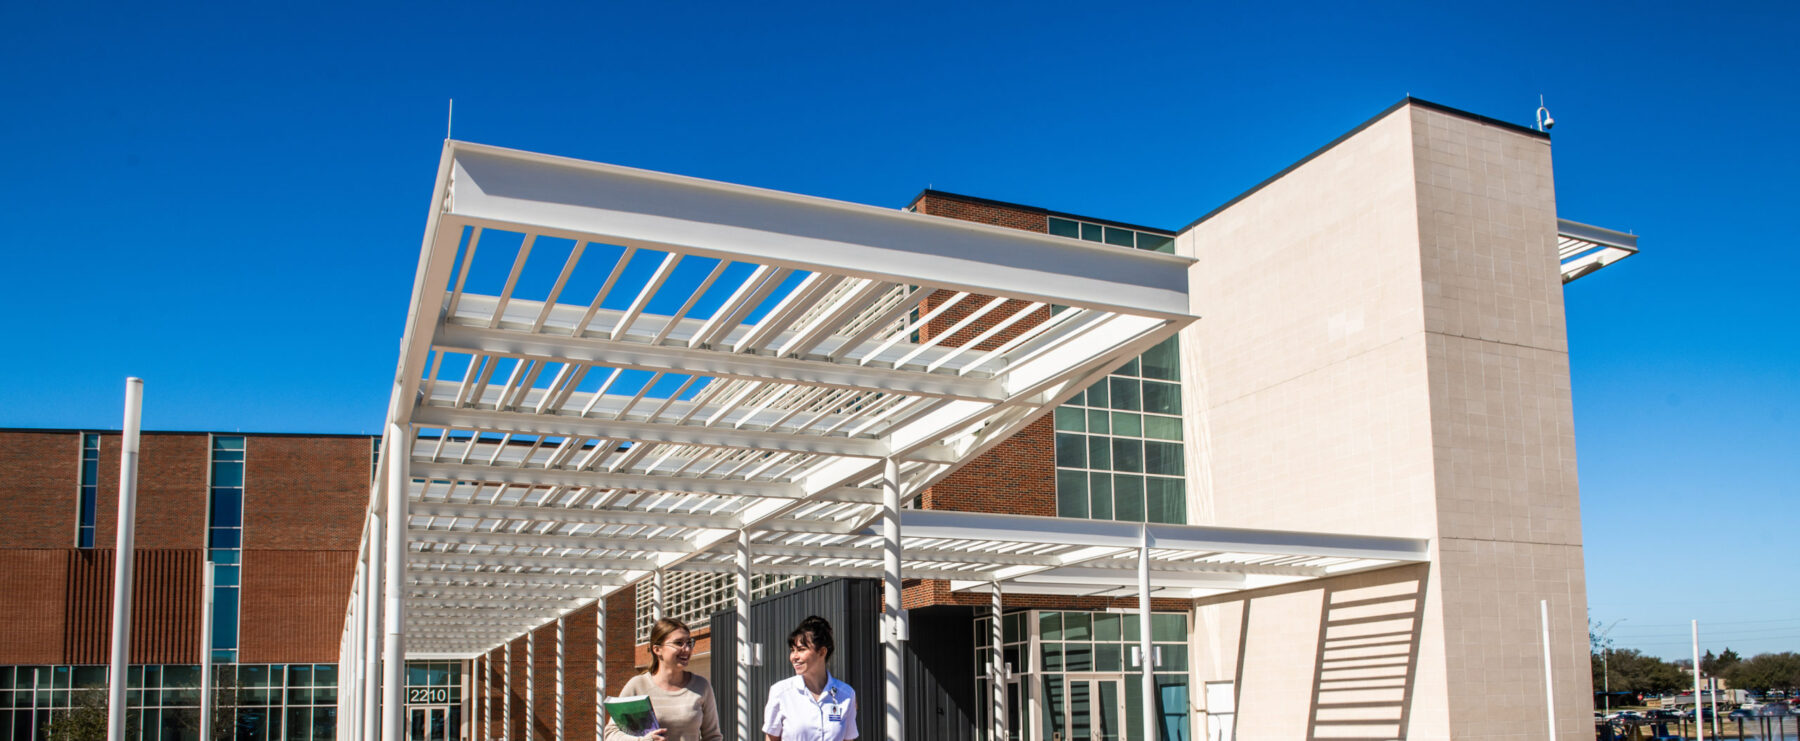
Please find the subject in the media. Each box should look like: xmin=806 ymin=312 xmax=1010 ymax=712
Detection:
xmin=646 ymin=617 xmax=691 ymax=674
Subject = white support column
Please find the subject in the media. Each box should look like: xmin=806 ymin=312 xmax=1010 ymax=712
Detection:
xmin=653 ymin=569 xmax=666 ymax=622
xmin=483 ymin=652 xmax=492 ymax=741
xmin=348 ymin=562 xmax=364 ymax=741
xmin=528 ymin=630 xmax=537 ymax=741
xmin=364 ymin=521 xmax=383 ymax=741
xmin=1540 ymin=600 xmax=1555 ymax=741
xmin=556 ymin=616 xmax=566 ymax=741
xmin=505 ymin=640 xmax=514 ymax=741
xmin=595 ymin=601 xmax=606 ymax=741
xmin=881 ymin=457 xmax=904 ymax=741
xmin=106 ymin=377 xmax=144 ymax=741
xmin=1138 ymin=527 xmax=1155 ymax=741
xmin=382 ymin=422 xmax=410 ymax=741
xmin=990 ymin=583 xmax=1005 ymax=741
xmin=201 ymin=561 xmax=216 ymax=741
xmin=735 ymin=530 xmax=752 ymax=741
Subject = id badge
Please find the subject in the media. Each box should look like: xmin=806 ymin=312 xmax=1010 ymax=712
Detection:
xmin=827 ymin=704 xmax=844 ymax=723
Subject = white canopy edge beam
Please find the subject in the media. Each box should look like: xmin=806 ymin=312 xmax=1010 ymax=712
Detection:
xmin=409 ymin=461 xmax=887 ymax=503
xmin=413 ymin=405 xmax=887 ymax=458
xmin=676 ymin=560 xmax=983 ymax=582
xmin=435 ymin=323 xmax=1004 ymax=402
xmin=409 ymin=550 xmax=657 ymax=571
xmin=409 ymin=586 xmax=602 ymax=600
xmin=407 ymin=570 xmax=638 ymax=588
xmin=410 ymin=500 xmax=846 ymax=533
xmin=1557 ymin=218 xmax=1639 ymax=283
xmin=739 ymin=544 xmax=1063 ymax=567
xmin=409 ymin=528 xmax=690 ymax=552
xmin=443 ymin=142 xmax=1193 ymax=319
xmin=888 ymin=510 xmax=1430 ymax=562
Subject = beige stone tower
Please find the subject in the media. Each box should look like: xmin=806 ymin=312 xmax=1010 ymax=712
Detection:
xmin=1178 ymin=99 xmax=1593 ymax=739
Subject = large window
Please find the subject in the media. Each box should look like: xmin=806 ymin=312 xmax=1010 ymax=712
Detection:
xmin=0 ymin=664 xmax=336 ymax=741
xmin=975 ymin=610 xmax=1191 ymax=741
xmin=1047 ymin=217 xmax=1175 ymax=254
xmin=77 ymin=434 xmax=99 ymax=548
xmin=1053 ymin=337 xmax=1186 ymax=524
xmin=209 ymin=436 xmax=245 ymax=663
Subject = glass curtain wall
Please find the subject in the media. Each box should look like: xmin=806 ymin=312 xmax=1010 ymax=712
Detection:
xmin=976 ymin=610 xmax=1191 ymax=741
xmin=0 ymin=664 xmax=337 ymax=741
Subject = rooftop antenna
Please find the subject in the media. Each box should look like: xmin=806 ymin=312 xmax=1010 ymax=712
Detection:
xmin=446 ymin=98 xmax=454 ymax=140
xmin=1535 ymin=95 xmax=1554 ymax=132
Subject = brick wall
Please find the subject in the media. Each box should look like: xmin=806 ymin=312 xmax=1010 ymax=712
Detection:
xmin=0 ymin=432 xmax=79 ymax=548
xmin=239 ymin=550 xmax=356 ymax=662
xmin=0 ymin=430 xmax=210 ymax=550
xmin=0 ymin=547 xmax=201 ymax=665
xmin=905 ymin=192 xmax=1067 ymax=611
xmin=244 ymin=436 xmax=371 ymax=550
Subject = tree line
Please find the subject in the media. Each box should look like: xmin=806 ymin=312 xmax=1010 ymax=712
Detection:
xmin=1592 ymin=643 xmax=1800 ymax=696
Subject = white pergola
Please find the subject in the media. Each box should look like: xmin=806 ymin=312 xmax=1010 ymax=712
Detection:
xmin=337 ymin=141 xmax=1430 ymax=741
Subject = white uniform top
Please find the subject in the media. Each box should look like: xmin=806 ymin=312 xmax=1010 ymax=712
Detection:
xmin=761 ymin=674 xmax=858 ymax=741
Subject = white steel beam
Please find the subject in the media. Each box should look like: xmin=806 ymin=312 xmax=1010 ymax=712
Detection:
xmin=408 ymin=528 xmax=690 ymax=552
xmin=892 ymin=510 xmax=1430 ymax=562
xmin=436 ymin=323 xmax=1003 ymax=401
xmin=443 ymin=142 xmax=1193 ymax=318
xmin=414 ymin=405 xmax=888 ymax=457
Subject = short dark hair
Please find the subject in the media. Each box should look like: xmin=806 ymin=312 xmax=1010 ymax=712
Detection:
xmin=788 ymin=615 xmax=835 ymax=659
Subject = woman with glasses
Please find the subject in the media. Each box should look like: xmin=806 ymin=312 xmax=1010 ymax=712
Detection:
xmin=604 ymin=617 xmax=723 ymax=741
xmin=762 ymin=615 xmax=857 ymax=741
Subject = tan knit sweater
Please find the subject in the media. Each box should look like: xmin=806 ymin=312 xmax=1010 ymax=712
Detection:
xmin=602 ymin=672 xmax=722 ymax=741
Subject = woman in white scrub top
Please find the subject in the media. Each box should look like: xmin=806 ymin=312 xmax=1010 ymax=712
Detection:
xmin=763 ymin=615 xmax=858 ymax=741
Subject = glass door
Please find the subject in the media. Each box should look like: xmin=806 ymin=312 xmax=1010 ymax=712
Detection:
xmin=1064 ymin=675 xmax=1126 ymax=741
xmin=409 ymin=706 xmax=450 ymax=741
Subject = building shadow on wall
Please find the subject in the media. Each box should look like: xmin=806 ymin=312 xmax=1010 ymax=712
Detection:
xmin=1304 ymin=565 xmax=1429 ymax=741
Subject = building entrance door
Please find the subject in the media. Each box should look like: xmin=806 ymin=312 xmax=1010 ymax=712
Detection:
xmin=1063 ymin=675 xmax=1126 ymax=741
xmin=409 ymin=706 xmax=452 ymax=741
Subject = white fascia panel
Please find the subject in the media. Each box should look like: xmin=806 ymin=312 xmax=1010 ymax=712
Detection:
xmin=435 ymin=323 xmax=1003 ymax=402
xmin=894 ymin=510 xmax=1429 ymax=562
xmin=413 ymin=405 xmax=888 ymax=458
xmin=409 ymin=461 xmax=807 ymax=500
xmin=444 ymin=143 xmax=1193 ymax=319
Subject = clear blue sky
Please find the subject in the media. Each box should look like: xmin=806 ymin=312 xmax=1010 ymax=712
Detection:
xmin=2 ymin=1 xmax=1794 ymax=659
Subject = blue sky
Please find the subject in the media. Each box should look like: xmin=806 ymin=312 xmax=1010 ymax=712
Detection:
xmin=2 ymin=1 xmax=1794 ymax=659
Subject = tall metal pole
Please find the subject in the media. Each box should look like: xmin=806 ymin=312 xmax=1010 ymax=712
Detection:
xmin=364 ymin=518 xmax=384 ymax=741
xmin=736 ymin=529 xmax=752 ymax=741
xmin=594 ymin=602 xmax=605 ymax=741
xmin=990 ymin=583 xmax=1005 ymax=741
xmin=880 ymin=457 xmax=904 ymax=741
xmin=528 ymin=630 xmax=536 ymax=741
xmin=505 ymin=641 xmax=514 ymax=741
xmin=382 ymin=422 xmax=410 ymax=741
xmin=1138 ymin=527 xmax=1155 ymax=741
xmin=1539 ymin=600 xmax=1555 ymax=741
xmin=106 ymin=377 xmax=144 ymax=741
xmin=201 ymin=561 xmax=216 ymax=741
xmin=1693 ymin=621 xmax=1704 ymax=741
xmin=1597 ymin=618 xmax=1624 ymax=717
xmin=556 ymin=617 xmax=566 ymax=741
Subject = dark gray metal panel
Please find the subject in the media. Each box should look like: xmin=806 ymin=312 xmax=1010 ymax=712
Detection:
xmin=904 ymin=606 xmax=979 ymax=741
xmin=710 ymin=579 xmax=979 ymax=741
xmin=711 ymin=578 xmax=882 ymax=741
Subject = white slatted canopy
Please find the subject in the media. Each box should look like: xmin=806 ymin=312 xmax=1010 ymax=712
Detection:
xmin=352 ymin=141 xmax=1428 ymax=661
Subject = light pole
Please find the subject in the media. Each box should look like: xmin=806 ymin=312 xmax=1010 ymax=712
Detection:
xmin=1598 ymin=618 xmax=1627 ymax=716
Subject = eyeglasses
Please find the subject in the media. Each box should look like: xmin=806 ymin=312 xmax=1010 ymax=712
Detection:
xmin=660 ymin=639 xmax=696 ymax=650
